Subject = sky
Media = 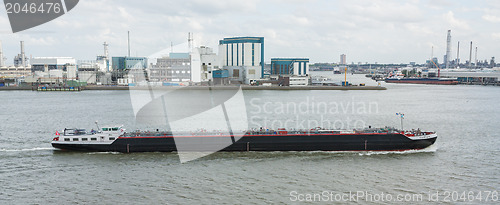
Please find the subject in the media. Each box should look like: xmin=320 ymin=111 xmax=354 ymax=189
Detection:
xmin=0 ymin=0 xmax=499 ymax=64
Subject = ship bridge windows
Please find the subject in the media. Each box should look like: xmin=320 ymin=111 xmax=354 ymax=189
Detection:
xmin=64 ymin=129 xmax=86 ymax=135
xmin=76 ymin=129 xmax=86 ymax=135
xmin=64 ymin=129 xmax=76 ymax=135
xmin=102 ymin=127 xmax=120 ymax=132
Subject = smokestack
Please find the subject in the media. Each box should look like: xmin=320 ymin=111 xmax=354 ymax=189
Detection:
xmin=0 ymin=40 xmax=4 ymax=67
xmin=456 ymin=41 xmax=460 ymax=66
xmin=103 ymin=42 xmax=109 ymax=59
xmin=103 ymin=41 xmax=110 ymax=72
xmin=445 ymin=30 xmax=452 ymax=69
xmin=475 ymin=47 xmax=478 ymax=68
xmin=469 ymin=41 xmax=473 ymax=69
xmin=188 ymin=32 xmax=193 ymax=52
xmin=127 ymin=31 xmax=130 ymax=57
xmin=20 ymin=41 xmax=25 ymax=67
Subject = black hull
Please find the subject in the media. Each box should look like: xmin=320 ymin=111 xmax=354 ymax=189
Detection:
xmin=52 ymin=133 xmax=437 ymax=153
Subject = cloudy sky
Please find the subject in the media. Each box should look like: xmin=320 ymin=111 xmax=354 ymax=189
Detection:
xmin=1 ymin=0 xmax=499 ymax=64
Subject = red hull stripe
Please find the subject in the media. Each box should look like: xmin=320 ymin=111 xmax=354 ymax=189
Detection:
xmin=118 ymin=132 xmax=404 ymax=139
xmin=386 ymin=80 xmax=457 ymax=85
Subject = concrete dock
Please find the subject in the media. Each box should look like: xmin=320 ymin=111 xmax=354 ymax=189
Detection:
xmin=0 ymin=85 xmax=387 ymax=91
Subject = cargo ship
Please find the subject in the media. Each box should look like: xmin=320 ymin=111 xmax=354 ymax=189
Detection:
xmin=51 ymin=126 xmax=437 ymax=153
xmin=385 ymin=77 xmax=458 ymax=85
xmin=384 ymin=69 xmax=458 ymax=85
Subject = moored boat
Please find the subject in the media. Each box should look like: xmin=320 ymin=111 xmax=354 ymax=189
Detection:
xmin=385 ymin=76 xmax=458 ymax=85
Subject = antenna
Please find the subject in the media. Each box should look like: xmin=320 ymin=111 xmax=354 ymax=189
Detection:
xmin=95 ymin=121 xmax=100 ymax=131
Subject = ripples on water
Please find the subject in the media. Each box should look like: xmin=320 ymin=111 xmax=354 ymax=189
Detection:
xmin=1 ymin=76 xmax=499 ymax=204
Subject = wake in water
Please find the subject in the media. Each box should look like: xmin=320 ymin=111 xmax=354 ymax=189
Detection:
xmin=86 ymin=152 xmax=122 ymax=155
xmin=357 ymin=144 xmax=438 ymax=156
xmin=0 ymin=147 xmax=55 ymax=152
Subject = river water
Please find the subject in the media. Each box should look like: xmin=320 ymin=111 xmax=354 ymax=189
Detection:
xmin=0 ymin=73 xmax=499 ymax=204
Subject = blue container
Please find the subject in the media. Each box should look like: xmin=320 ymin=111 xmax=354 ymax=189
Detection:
xmin=213 ymin=70 xmax=229 ymax=78
xmin=162 ymin=82 xmax=180 ymax=86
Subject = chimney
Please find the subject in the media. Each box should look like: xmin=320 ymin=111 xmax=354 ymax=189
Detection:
xmin=20 ymin=41 xmax=26 ymax=67
xmin=445 ymin=30 xmax=451 ymax=69
xmin=469 ymin=41 xmax=473 ymax=69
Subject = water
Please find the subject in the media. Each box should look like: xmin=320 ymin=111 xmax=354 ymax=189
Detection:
xmin=1 ymin=74 xmax=499 ymax=204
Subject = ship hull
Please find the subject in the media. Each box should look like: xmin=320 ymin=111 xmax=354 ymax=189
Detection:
xmin=385 ymin=78 xmax=457 ymax=85
xmin=52 ymin=133 xmax=437 ymax=153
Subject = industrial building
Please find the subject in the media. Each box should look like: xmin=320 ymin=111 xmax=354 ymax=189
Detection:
xmin=149 ymin=46 xmax=221 ymax=85
xmin=31 ymin=57 xmax=76 ymax=72
xmin=0 ymin=67 xmax=32 ymax=78
xmin=0 ymin=40 xmax=31 ymax=77
xmin=270 ymin=58 xmax=309 ymax=76
xmin=212 ymin=69 xmax=229 ymax=85
xmin=218 ymin=37 xmax=264 ymax=84
xmin=111 ymin=57 xmax=148 ymax=70
xmin=150 ymin=53 xmax=191 ymax=83
xmin=192 ymin=46 xmax=219 ymax=83
xmin=269 ymin=58 xmax=310 ymax=86
xmin=13 ymin=41 xmax=28 ymax=67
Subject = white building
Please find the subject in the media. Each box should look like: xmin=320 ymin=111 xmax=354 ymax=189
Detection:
xmin=218 ymin=37 xmax=264 ymax=84
xmin=31 ymin=57 xmax=76 ymax=72
xmin=191 ymin=46 xmax=219 ymax=83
